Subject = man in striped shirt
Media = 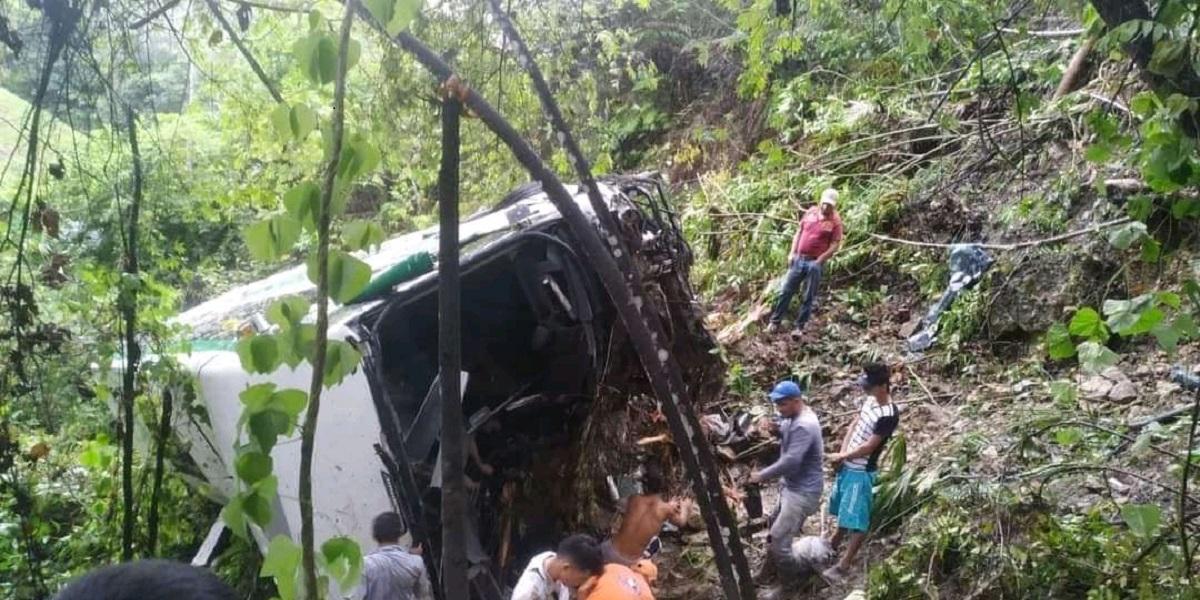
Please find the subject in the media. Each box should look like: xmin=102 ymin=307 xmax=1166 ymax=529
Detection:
xmin=822 ymin=362 xmax=901 ymax=583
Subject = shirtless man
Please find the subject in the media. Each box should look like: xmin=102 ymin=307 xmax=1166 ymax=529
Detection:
xmin=602 ymin=465 xmax=692 ymax=566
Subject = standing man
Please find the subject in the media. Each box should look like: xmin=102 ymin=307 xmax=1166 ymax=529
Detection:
xmin=360 ymin=512 xmax=433 ymax=600
xmin=823 ymin=362 xmax=901 ymax=584
xmin=511 ymin=534 xmax=605 ymax=600
xmin=767 ymin=188 xmax=844 ymax=337
xmin=749 ymin=380 xmax=824 ymax=582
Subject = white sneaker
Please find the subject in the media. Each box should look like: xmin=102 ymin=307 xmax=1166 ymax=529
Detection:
xmin=821 ymin=565 xmax=847 ymax=585
xmin=766 ymin=322 xmax=780 ymax=334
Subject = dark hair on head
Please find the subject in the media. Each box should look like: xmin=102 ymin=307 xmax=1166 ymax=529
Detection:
xmin=372 ymin=511 xmax=408 ymax=543
xmin=641 ymin=463 xmax=667 ymax=495
xmin=557 ymin=534 xmax=604 ymax=576
xmin=54 ymin=560 xmax=235 ymax=600
xmin=864 ymin=362 xmax=891 ymax=389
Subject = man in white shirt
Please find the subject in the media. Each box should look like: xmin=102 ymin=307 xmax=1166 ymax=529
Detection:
xmin=511 ymin=534 xmax=604 ymax=600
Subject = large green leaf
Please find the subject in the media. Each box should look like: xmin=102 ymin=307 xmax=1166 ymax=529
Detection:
xmin=390 ymin=0 xmax=422 ymax=34
xmin=1104 ymin=295 xmax=1159 ymax=335
xmin=222 ymin=499 xmax=248 ymax=540
xmin=1121 ymin=504 xmax=1161 ymax=538
xmin=307 ymin=250 xmax=372 ymax=304
xmin=343 ymin=220 xmax=385 ymax=252
xmin=248 ymin=410 xmax=290 ymax=452
xmin=1045 ymin=322 xmax=1076 ymax=360
xmin=237 ymin=335 xmax=282 ymax=374
xmin=269 ymin=103 xmax=317 ymax=143
xmin=1149 ymin=39 xmax=1187 ymax=77
xmin=278 ymin=323 xmax=317 ymax=369
xmin=284 ymin=182 xmax=321 ymax=231
xmin=337 ymin=137 xmax=381 ymax=182
xmin=1068 ymin=307 xmax=1108 ymax=342
xmin=1106 ymin=221 xmax=1147 ymax=250
xmin=244 ymin=215 xmax=301 ymax=262
xmin=323 ymin=340 xmax=362 ymax=388
xmin=320 ymin=536 xmax=364 ymax=592
xmin=1077 ymin=341 xmax=1118 ymax=374
xmin=293 ymin=33 xmax=338 ymax=85
xmin=270 ymin=389 xmax=309 ymax=422
xmin=263 ymin=535 xmax=303 ymax=600
xmin=235 ymin=450 xmax=273 ymax=485
xmin=240 ymin=383 xmax=277 ymax=413
xmin=266 ymin=296 xmax=311 ymax=330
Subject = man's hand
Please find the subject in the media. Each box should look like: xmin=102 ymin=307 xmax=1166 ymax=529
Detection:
xmin=828 ymin=452 xmax=845 ymax=467
xmin=410 ymin=543 xmax=423 ymax=556
xmin=758 ymin=417 xmax=779 ymax=437
xmin=479 ymin=462 xmax=495 ymax=477
xmin=749 ymin=471 xmax=763 ymax=485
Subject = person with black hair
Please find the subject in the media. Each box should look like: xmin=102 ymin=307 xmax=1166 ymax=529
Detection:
xmin=511 ymin=533 xmax=604 ymax=600
xmin=823 ymin=361 xmax=901 ymax=584
xmin=601 ymin=464 xmax=694 ymax=567
xmin=53 ymin=560 xmax=235 ymax=600
xmin=360 ymin=511 xmax=432 ymax=600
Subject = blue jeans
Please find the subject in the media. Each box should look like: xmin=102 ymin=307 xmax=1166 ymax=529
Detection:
xmin=769 ymin=259 xmax=822 ymax=328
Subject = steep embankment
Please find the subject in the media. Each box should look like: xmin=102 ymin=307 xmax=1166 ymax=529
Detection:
xmin=647 ymin=15 xmax=1200 ymax=600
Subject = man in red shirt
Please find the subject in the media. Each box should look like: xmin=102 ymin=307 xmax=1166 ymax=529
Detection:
xmin=767 ymin=188 xmax=844 ymax=337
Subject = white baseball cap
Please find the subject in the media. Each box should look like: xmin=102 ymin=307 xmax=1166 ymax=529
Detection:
xmin=820 ymin=188 xmax=839 ymax=207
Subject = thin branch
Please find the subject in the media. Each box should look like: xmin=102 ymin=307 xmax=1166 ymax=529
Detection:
xmin=1179 ymin=385 xmax=1199 ymax=577
xmin=300 ymin=2 xmax=354 ymax=597
xmin=225 ymin=0 xmax=312 ymax=14
xmin=203 ymin=0 xmax=284 ymax=103
xmin=130 ymin=0 xmax=183 ymax=30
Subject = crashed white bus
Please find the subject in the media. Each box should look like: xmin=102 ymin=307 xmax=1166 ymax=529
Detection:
xmin=170 ymin=175 xmax=721 ymax=597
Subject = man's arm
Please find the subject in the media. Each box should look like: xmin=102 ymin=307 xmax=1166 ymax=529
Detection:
xmin=817 ymin=238 xmax=841 ymax=264
xmin=665 ymin=497 xmax=693 ymax=527
xmin=752 ymin=423 xmax=809 ymax=483
xmin=831 ymin=414 xmax=898 ymax=462
xmin=789 ymin=228 xmax=803 ymax=264
xmin=830 ymin=433 xmax=885 ymax=463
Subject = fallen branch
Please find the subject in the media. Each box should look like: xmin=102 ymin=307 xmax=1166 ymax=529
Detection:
xmin=869 ymin=217 xmax=1132 ymax=251
xmin=1000 ymin=27 xmax=1086 ymax=38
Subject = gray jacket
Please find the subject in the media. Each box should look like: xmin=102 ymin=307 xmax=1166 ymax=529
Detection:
xmin=758 ymin=407 xmax=824 ymax=494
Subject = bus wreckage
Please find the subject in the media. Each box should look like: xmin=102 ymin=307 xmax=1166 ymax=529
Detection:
xmin=173 ymin=175 xmax=726 ymax=597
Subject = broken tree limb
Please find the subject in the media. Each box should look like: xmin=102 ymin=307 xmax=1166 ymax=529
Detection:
xmin=1054 ymin=36 xmax=1096 ymax=100
xmin=482 ymin=2 xmax=753 ymax=597
xmin=869 ymin=217 xmax=1132 ymax=251
xmin=1000 ymin=27 xmax=1086 ymax=38
xmin=437 ymin=93 xmax=469 ymax=599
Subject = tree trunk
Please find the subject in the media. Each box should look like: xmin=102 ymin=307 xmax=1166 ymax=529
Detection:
xmin=146 ymin=387 xmax=173 ymax=555
xmin=300 ymin=5 xmax=355 ymax=598
xmin=120 ymin=106 xmax=143 ymax=562
xmin=436 ymin=94 xmax=469 ymax=600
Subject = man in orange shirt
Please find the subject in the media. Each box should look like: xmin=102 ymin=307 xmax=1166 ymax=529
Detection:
xmin=767 ymin=188 xmax=844 ymax=338
xmin=579 ymin=563 xmax=655 ymax=600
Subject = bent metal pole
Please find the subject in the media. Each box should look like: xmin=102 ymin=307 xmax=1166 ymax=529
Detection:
xmin=437 ymin=94 xmax=469 ymax=599
xmin=353 ymin=7 xmax=751 ymax=599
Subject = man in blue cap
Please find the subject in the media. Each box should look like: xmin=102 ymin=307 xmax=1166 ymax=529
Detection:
xmin=750 ymin=380 xmax=824 ymax=581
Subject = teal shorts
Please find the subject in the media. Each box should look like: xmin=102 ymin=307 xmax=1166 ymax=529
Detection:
xmin=829 ymin=467 xmax=876 ymax=532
